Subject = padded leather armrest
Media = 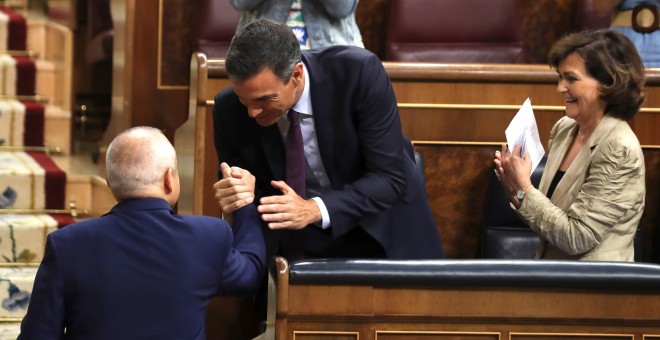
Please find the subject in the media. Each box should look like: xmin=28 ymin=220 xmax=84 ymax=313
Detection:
xmin=289 ymin=259 xmax=660 ymax=291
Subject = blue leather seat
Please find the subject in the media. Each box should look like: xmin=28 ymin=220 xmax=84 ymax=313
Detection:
xmin=287 ymin=258 xmax=660 ymax=291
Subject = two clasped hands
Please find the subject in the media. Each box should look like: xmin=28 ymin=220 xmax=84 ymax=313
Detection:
xmin=493 ymin=144 xmax=534 ymax=209
xmin=213 ymin=162 xmax=321 ymax=230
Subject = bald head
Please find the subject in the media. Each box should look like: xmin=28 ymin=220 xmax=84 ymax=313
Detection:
xmin=106 ymin=126 xmax=178 ymax=202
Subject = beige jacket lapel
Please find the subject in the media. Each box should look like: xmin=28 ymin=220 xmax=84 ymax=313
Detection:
xmin=534 ymin=115 xmax=621 ymax=259
xmin=538 ymin=118 xmax=577 ymax=196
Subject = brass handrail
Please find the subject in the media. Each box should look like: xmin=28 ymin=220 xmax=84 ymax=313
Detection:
xmin=0 ymin=94 xmax=49 ymax=103
xmin=0 ymin=263 xmax=38 ymax=268
xmin=0 ymin=317 xmax=26 ymax=322
xmin=0 ymin=49 xmax=39 ymax=58
xmin=0 ymin=201 xmax=88 ymax=217
xmin=397 ymin=103 xmax=660 ymax=113
xmin=0 ymin=145 xmax=63 ymax=154
xmin=0 ymin=208 xmax=89 ymax=217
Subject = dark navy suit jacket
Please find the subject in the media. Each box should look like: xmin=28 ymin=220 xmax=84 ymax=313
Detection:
xmin=18 ymin=198 xmax=266 ymax=339
xmin=213 ymin=45 xmax=443 ymax=259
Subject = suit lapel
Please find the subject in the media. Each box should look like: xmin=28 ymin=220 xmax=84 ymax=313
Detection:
xmin=535 ymin=120 xmax=576 ymax=259
xmin=539 ymin=120 xmax=577 ymax=195
xmin=534 ymin=125 xmax=576 ymax=259
xmin=550 ymin=141 xmax=590 ymax=204
xmin=534 ymin=115 xmax=620 ymax=259
xmin=302 ymin=53 xmax=336 ymax=185
xmin=546 ymin=115 xmax=620 ymax=205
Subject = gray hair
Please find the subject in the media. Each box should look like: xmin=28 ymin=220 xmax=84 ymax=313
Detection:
xmin=105 ymin=126 xmax=177 ymax=200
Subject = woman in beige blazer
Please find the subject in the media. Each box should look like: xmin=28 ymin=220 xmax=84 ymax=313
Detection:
xmin=494 ymin=29 xmax=646 ymax=261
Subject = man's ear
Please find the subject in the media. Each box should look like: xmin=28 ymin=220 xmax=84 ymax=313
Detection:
xmin=163 ymin=168 xmax=174 ymax=194
xmin=292 ymin=62 xmax=303 ymax=85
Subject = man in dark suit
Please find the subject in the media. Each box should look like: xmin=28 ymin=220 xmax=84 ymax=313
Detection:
xmin=18 ymin=126 xmax=266 ymax=339
xmin=213 ymin=19 xmax=443 ymax=261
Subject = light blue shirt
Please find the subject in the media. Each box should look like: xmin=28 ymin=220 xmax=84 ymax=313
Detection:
xmin=230 ymin=0 xmax=364 ymax=48
xmin=277 ymin=64 xmax=332 ymax=228
xmin=611 ymin=0 xmax=660 ymax=67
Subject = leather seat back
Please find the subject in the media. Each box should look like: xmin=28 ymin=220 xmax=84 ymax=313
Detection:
xmin=193 ymin=0 xmax=241 ymax=58
xmin=570 ymin=0 xmax=614 ymax=32
xmin=480 ymin=156 xmax=547 ymax=259
xmin=385 ymin=0 xmax=526 ymax=63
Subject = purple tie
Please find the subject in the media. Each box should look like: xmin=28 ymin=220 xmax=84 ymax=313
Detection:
xmin=284 ymin=109 xmax=305 ymax=261
xmin=286 ymin=109 xmax=305 ymax=197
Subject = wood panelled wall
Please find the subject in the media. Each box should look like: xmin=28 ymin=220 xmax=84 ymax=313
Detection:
xmin=110 ymin=0 xmax=587 ymax=145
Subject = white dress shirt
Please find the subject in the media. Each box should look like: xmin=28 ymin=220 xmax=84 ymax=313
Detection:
xmin=277 ymin=64 xmax=332 ymax=228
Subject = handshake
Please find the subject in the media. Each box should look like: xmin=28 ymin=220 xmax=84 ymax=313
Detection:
xmin=213 ymin=162 xmax=321 ymax=230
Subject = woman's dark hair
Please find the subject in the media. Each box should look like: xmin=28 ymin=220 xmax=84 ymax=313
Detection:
xmin=548 ymin=29 xmax=645 ymax=120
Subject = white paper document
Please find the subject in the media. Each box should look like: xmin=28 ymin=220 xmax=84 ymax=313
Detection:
xmin=505 ymin=98 xmax=545 ymax=175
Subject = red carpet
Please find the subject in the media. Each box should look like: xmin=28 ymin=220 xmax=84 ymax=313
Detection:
xmin=0 ymin=6 xmax=27 ymax=51
xmin=21 ymin=101 xmax=44 ymax=147
xmin=26 ymin=151 xmax=66 ymax=209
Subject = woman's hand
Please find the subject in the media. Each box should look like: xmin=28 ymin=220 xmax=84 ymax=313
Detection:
xmin=494 ymin=144 xmax=533 ymax=206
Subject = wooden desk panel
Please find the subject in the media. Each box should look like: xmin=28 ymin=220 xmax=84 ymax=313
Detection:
xmin=273 ymin=258 xmax=660 ymax=340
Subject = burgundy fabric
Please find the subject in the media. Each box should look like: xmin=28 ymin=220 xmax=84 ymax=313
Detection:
xmin=13 ymin=56 xmax=36 ymax=95
xmin=88 ymin=0 xmax=112 ymax=36
xmin=193 ymin=0 xmax=241 ymax=57
xmin=27 ymin=151 xmax=66 ymax=209
xmin=385 ymin=0 xmax=526 ymax=63
xmin=570 ymin=0 xmax=614 ymax=32
xmin=21 ymin=101 xmax=45 ymax=147
xmin=50 ymin=214 xmax=75 ymax=229
xmin=85 ymin=0 xmax=113 ymax=63
xmin=0 ymin=7 xmax=27 ymax=50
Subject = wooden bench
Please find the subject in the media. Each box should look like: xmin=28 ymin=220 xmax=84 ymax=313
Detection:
xmin=266 ymin=257 xmax=660 ymax=339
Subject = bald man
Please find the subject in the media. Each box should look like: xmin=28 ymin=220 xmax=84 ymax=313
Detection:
xmin=19 ymin=126 xmax=266 ymax=340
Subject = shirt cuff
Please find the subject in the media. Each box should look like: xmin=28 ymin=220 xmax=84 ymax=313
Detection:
xmin=311 ymin=197 xmax=331 ymax=229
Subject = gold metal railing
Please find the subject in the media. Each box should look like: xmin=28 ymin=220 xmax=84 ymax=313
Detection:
xmin=0 ymin=94 xmax=49 ymax=103
xmin=0 ymin=49 xmax=39 ymax=58
xmin=396 ymin=103 xmax=660 ymax=113
xmin=0 ymin=201 xmax=89 ymax=218
xmin=0 ymin=145 xmax=63 ymax=154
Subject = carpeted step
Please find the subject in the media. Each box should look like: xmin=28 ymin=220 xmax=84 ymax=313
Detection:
xmin=0 ymin=213 xmax=73 ymax=263
xmin=0 ymin=151 xmax=66 ymax=210
xmin=0 ymin=322 xmax=21 ymax=339
xmin=0 ymin=266 xmax=37 ymax=319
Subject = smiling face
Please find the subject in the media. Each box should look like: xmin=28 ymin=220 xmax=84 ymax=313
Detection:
xmin=556 ymin=53 xmax=607 ymax=125
xmin=232 ymin=63 xmax=304 ymax=127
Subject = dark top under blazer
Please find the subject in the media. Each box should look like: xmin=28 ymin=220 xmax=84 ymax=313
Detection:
xmin=213 ymin=45 xmax=443 ymax=259
xmin=18 ymin=198 xmax=266 ymax=340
